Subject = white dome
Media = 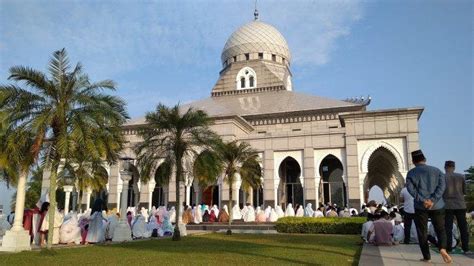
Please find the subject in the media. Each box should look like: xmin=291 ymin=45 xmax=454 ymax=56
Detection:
xmin=221 ymin=21 xmax=291 ymax=64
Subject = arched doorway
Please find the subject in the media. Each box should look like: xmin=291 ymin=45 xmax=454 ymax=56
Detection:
xmin=319 ymin=155 xmax=346 ymax=207
xmin=127 ymin=164 xmax=140 ymax=208
xmin=364 ymin=147 xmax=404 ymax=205
xmin=252 ymin=186 xmax=264 ymax=208
xmin=202 ymin=185 xmax=219 ymax=206
xmin=278 ymin=157 xmax=303 ymax=208
xmin=152 ymin=163 xmax=168 ymax=208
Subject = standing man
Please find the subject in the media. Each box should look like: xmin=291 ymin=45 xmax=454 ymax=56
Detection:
xmin=400 ymin=185 xmax=415 ymax=244
xmin=406 ymin=150 xmax=452 ymax=263
xmin=443 ymin=160 xmax=470 ymax=254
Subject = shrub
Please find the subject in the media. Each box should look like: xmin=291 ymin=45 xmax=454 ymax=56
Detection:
xmin=275 ymin=217 xmax=366 ymax=235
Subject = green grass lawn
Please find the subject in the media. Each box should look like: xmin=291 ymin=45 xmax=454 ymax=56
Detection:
xmin=0 ymin=233 xmax=362 ymax=265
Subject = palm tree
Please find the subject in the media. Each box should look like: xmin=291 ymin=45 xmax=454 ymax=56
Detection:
xmin=0 ymin=48 xmax=128 ymax=248
xmin=135 ymin=104 xmax=219 ymax=241
xmin=197 ymin=141 xmax=262 ymax=235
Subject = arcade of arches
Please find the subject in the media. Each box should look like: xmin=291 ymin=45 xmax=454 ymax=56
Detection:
xmin=363 ymin=147 xmax=405 ymax=205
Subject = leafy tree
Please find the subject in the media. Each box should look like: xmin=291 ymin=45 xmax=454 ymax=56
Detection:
xmin=195 ymin=140 xmax=262 ymax=234
xmin=135 ymin=104 xmax=218 ymax=241
xmin=0 ymin=48 xmax=128 ymax=248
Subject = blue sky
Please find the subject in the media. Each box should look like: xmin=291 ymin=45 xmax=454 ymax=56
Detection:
xmin=0 ymin=0 xmax=472 ymax=212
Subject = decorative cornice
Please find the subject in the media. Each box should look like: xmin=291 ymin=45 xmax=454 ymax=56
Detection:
xmin=343 ymin=96 xmax=371 ymax=106
xmin=211 ymin=85 xmax=286 ymax=97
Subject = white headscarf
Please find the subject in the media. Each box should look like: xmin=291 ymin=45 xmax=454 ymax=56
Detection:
xmin=223 ymin=205 xmax=229 ymax=215
xmin=244 ymin=205 xmax=255 ymax=222
xmin=269 ymin=208 xmax=279 ymax=222
xmin=305 ymin=203 xmax=314 ymax=217
xmin=296 ymin=206 xmax=304 ymax=217
xmin=232 ymin=205 xmax=242 ymax=220
xmin=264 ymin=206 xmax=272 ymax=219
xmin=285 ymin=203 xmax=295 ymax=217
xmin=275 ymin=206 xmax=285 ymax=218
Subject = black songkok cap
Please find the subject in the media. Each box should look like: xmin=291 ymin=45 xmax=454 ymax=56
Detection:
xmin=445 ymin=160 xmax=455 ymax=168
xmin=411 ymin=150 xmax=426 ymax=162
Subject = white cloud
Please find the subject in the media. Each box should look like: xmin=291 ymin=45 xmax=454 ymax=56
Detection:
xmin=1 ymin=0 xmax=365 ymax=79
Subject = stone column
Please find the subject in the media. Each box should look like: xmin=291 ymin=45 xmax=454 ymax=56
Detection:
xmin=85 ymin=187 xmax=92 ymax=210
xmin=232 ymin=174 xmax=242 ymax=208
xmin=185 ymin=185 xmax=191 ymax=206
xmin=148 ymin=180 xmax=156 ymax=210
xmin=63 ymin=185 xmax=74 ymax=214
xmin=315 ymin=176 xmax=321 ymax=208
xmin=247 ymin=187 xmax=253 ymax=206
xmin=112 ymin=167 xmax=132 ymax=242
xmin=273 ymin=178 xmax=280 ymax=208
xmin=0 ymin=170 xmax=31 ymax=252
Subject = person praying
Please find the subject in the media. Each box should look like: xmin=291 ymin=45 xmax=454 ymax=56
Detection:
xmin=85 ymin=199 xmax=107 ymax=244
xmin=304 ymin=203 xmax=314 ymax=217
xmin=218 ymin=206 xmax=229 ymax=223
xmin=59 ymin=213 xmax=82 ymax=245
xmin=285 ymin=203 xmax=295 ymax=217
xmin=367 ymin=211 xmax=393 ymax=246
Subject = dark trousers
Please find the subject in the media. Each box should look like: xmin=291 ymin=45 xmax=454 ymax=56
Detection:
xmin=414 ymin=208 xmax=447 ymax=260
xmin=403 ymin=212 xmax=415 ymax=244
xmin=445 ymin=209 xmax=470 ymax=252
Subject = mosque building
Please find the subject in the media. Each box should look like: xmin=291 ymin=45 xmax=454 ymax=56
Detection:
xmin=43 ymin=12 xmax=423 ymax=211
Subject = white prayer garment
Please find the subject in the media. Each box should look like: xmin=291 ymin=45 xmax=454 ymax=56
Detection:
xmin=106 ymin=214 xmax=118 ymax=240
xmin=0 ymin=214 xmax=12 ymax=239
xmin=304 ymin=203 xmax=314 ymax=217
xmin=85 ymin=211 xmax=106 ymax=243
xmin=132 ymin=214 xmax=151 ymax=239
xmin=264 ymin=206 xmax=272 ymax=220
xmin=361 ymin=220 xmax=374 ymax=243
xmin=314 ymin=210 xmax=324 ymax=218
xmin=240 ymin=206 xmax=248 ymax=218
xmin=349 ymin=208 xmax=358 ymax=216
xmin=59 ymin=213 xmax=82 ymax=244
xmin=211 ymin=205 xmax=220 ymax=218
xmin=168 ymin=207 xmax=176 ymax=223
xmin=232 ymin=205 xmax=242 ymax=220
xmin=244 ymin=206 xmax=256 ymax=222
xmin=296 ymin=206 xmax=304 ymax=217
xmin=275 ymin=206 xmax=285 ymax=218
xmin=195 ymin=206 xmax=203 ymax=223
xmin=285 ymin=204 xmax=295 ymax=217
xmin=269 ymin=209 xmax=279 ymax=222
xmin=392 ymin=223 xmax=404 ymax=243
xmin=41 ymin=208 xmax=64 ymax=245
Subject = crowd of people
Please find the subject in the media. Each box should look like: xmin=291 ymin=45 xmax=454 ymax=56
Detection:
xmin=360 ymin=151 xmax=471 ymax=263
xmin=0 ymin=149 xmax=471 ymax=261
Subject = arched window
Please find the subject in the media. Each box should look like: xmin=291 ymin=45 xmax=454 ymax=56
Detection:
xmin=235 ymin=67 xmax=257 ymax=90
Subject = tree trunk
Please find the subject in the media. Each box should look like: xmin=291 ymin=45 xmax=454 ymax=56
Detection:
xmin=227 ymin=180 xmax=233 ymax=235
xmin=46 ymin=162 xmax=59 ymax=249
xmin=172 ymin=155 xmax=182 ymax=241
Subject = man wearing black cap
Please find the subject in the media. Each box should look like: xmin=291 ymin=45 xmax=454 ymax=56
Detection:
xmin=443 ymin=160 xmax=470 ymax=254
xmin=406 ymin=149 xmax=452 ymax=263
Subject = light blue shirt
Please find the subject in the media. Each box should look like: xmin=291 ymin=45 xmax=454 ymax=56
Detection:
xmin=406 ymin=164 xmax=446 ymax=210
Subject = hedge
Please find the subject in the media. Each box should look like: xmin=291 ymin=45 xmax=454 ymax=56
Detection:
xmin=275 ymin=217 xmax=366 ymax=235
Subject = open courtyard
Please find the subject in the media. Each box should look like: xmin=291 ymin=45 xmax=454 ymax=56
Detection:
xmin=0 ymin=234 xmax=362 ymax=265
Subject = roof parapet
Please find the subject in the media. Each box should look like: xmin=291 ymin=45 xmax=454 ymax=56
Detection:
xmin=343 ymin=96 xmax=371 ymax=106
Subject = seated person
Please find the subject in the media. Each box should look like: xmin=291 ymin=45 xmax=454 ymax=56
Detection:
xmin=209 ymin=210 xmax=217 ymax=223
xmin=202 ymin=210 xmax=210 ymax=222
xmin=59 ymin=213 xmax=82 ymax=245
xmin=367 ymin=211 xmax=393 ymax=246
xmin=361 ymin=213 xmax=375 ymax=243
xmin=392 ymin=215 xmax=404 ymax=244
xmin=218 ymin=206 xmax=229 ymax=223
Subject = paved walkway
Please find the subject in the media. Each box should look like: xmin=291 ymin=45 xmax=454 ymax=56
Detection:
xmin=359 ymin=244 xmax=474 ymax=265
